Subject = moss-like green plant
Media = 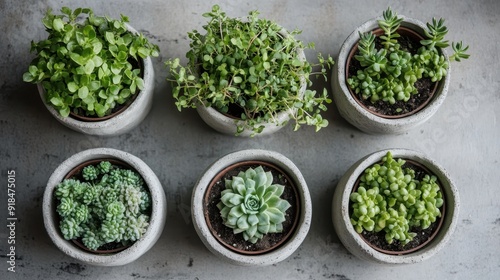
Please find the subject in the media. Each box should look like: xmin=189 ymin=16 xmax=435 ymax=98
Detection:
xmin=55 ymin=161 xmax=151 ymax=251
xmin=350 ymin=152 xmax=443 ymax=246
xmin=217 ymin=166 xmax=291 ymax=243
xmin=165 ymin=5 xmax=334 ymax=136
xmin=347 ymin=7 xmax=469 ymax=106
xmin=23 ymin=7 xmax=159 ymax=118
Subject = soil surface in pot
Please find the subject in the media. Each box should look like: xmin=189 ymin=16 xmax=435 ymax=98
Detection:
xmin=352 ymin=160 xmax=444 ymax=254
xmin=347 ymin=28 xmax=437 ymax=117
xmin=204 ymin=163 xmax=299 ymax=254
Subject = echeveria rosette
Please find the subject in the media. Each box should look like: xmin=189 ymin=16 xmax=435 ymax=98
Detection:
xmin=350 ymin=152 xmax=444 ymax=246
xmin=217 ymin=166 xmax=291 ymax=244
xmin=54 ymin=161 xmax=152 ymax=251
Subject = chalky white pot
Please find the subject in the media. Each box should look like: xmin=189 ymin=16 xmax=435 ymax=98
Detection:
xmin=43 ymin=148 xmax=166 ymax=266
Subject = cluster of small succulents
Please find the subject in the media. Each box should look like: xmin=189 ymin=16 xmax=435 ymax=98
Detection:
xmin=350 ymin=152 xmax=443 ymax=245
xmin=217 ymin=166 xmax=291 ymax=243
xmin=347 ymin=7 xmax=469 ymax=106
xmin=55 ymin=161 xmax=151 ymax=250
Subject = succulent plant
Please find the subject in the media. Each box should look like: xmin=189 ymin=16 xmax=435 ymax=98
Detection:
xmin=347 ymin=7 xmax=469 ymax=109
xmin=350 ymin=151 xmax=443 ymax=246
xmin=217 ymin=166 xmax=291 ymax=243
xmin=55 ymin=161 xmax=151 ymax=251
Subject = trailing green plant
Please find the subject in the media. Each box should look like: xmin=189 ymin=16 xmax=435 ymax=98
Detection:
xmin=217 ymin=166 xmax=291 ymax=244
xmin=347 ymin=7 xmax=469 ymax=106
xmin=165 ymin=5 xmax=334 ymax=136
xmin=23 ymin=7 xmax=159 ymax=118
xmin=350 ymin=151 xmax=443 ymax=246
xmin=55 ymin=161 xmax=152 ymax=251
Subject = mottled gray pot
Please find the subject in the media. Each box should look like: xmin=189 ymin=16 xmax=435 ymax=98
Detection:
xmin=331 ymin=149 xmax=459 ymax=264
xmin=43 ymin=148 xmax=167 ymax=266
xmin=195 ymin=31 xmax=306 ymax=137
xmin=192 ymin=149 xmax=312 ymax=266
xmin=38 ymin=24 xmax=155 ymax=136
xmin=332 ymin=16 xmax=450 ymax=134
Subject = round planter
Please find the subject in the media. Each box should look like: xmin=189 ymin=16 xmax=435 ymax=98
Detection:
xmin=192 ymin=149 xmax=312 ymax=266
xmin=38 ymin=24 xmax=155 ymax=136
xmin=332 ymin=15 xmax=450 ymax=134
xmin=331 ymin=149 xmax=460 ymax=264
xmin=42 ymin=148 xmax=167 ymax=266
xmin=195 ymin=30 xmax=307 ymax=137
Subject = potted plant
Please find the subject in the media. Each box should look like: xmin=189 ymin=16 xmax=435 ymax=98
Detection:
xmin=331 ymin=149 xmax=460 ymax=264
xmin=332 ymin=7 xmax=469 ymax=134
xmin=191 ymin=149 xmax=312 ymax=266
xmin=165 ymin=5 xmax=334 ymax=137
xmin=23 ymin=7 xmax=159 ymax=136
xmin=42 ymin=148 xmax=167 ymax=266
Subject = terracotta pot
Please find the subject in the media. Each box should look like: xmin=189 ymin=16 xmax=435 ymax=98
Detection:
xmin=38 ymin=24 xmax=155 ymax=136
xmin=332 ymin=149 xmax=460 ymax=264
xmin=43 ymin=148 xmax=167 ymax=266
xmin=203 ymin=160 xmax=300 ymax=255
xmin=192 ymin=149 xmax=312 ymax=266
xmin=332 ymin=16 xmax=450 ymax=134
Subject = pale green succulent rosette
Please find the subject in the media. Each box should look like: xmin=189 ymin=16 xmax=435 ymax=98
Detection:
xmin=217 ymin=166 xmax=291 ymax=244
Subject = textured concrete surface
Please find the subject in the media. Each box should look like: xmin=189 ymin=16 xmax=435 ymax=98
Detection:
xmin=0 ymin=0 xmax=499 ymax=279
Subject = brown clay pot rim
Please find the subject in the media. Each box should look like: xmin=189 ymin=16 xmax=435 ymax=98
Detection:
xmin=350 ymin=158 xmax=446 ymax=255
xmin=59 ymin=158 xmax=139 ymax=254
xmin=204 ymin=160 xmax=300 ymax=255
xmin=69 ymin=58 xmax=144 ymax=122
xmin=345 ymin=26 xmax=439 ymax=119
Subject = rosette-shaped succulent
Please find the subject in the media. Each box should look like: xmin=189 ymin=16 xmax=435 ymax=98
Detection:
xmin=217 ymin=166 xmax=291 ymax=243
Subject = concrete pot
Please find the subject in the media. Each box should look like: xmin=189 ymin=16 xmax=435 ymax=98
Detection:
xmin=38 ymin=24 xmax=155 ymax=136
xmin=331 ymin=149 xmax=460 ymax=264
xmin=42 ymin=148 xmax=167 ymax=266
xmin=195 ymin=31 xmax=306 ymax=137
xmin=331 ymin=16 xmax=450 ymax=134
xmin=192 ymin=149 xmax=312 ymax=266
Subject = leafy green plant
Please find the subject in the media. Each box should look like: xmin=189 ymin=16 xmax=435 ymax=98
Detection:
xmin=55 ymin=161 xmax=152 ymax=251
xmin=347 ymin=7 xmax=469 ymax=107
xmin=23 ymin=7 xmax=159 ymax=118
xmin=165 ymin=5 xmax=334 ymax=135
xmin=350 ymin=151 xmax=443 ymax=246
xmin=217 ymin=166 xmax=291 ymax=243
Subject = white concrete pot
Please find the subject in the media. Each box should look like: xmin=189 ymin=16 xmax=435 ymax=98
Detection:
xmin=332 ymin=16 xmax=450 ymax=134
xmin=331 ymin=149 xmax=460 ymax=264
xmin=192 ymin=149 xmax=312 ymax=266
xmin=38 ymin=24 xmax=155 ymax=136
xmin=195 ymin=31 xmax=307 ymax=137
xmin=42 ymin=148 xmax=167 ymax=266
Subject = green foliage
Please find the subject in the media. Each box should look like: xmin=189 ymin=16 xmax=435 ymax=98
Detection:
xmin=165 ymin=5 xmax=334 ymax=136
xmin=217 ymin=166 xmax=291 ymax=243
xmin=350 ymin=152 xmax=444 ymax=246
xmin=23 ymin=7 xmax=159 ymax=118
xmin=55 ymin=161 xmax=152 ymax=251
xmin=348 ymin=7 xmax=469 ymax=106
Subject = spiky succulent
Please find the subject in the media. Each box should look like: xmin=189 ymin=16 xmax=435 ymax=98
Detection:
xmin=217 ymin=166 xmax=291 ymax=244
xmin=55 ymin=161 xmax=151 ymax=251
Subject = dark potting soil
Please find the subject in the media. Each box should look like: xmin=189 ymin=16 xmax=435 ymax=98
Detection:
xmin=204 ymin=164 xmax=299 ymax=253
xmin=347 ymin=32 xmax=437 ymax=117
xmin=352 ymin=160 xmax=444 ymax=253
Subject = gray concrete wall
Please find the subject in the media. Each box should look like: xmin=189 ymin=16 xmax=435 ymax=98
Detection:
xmin=0 ymin=0 xmax=498 ymax=279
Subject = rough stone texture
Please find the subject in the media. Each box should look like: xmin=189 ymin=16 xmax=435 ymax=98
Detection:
xmin=0 ymin=0 xmax=499 ymax=279
xmin=332 ymin=16 xmax=450 ymax=135
xmin=42 ymin=148 xmax=167 ymax=266
xmin=331 ymin=149 xmax=459 ymax=264
xmin=191 ymin=149 xmax=312 ymax=266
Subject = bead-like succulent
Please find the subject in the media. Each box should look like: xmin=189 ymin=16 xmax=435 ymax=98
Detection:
xmin=217 ymin=166 xmax=291 ymax=244
xmin=54 ymin=161 xmax=151 ymax=251
xmin=350 ymin=152 xmax=443 ymax=246
xmin=347 ymin=7 xmax=469 ymax=107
